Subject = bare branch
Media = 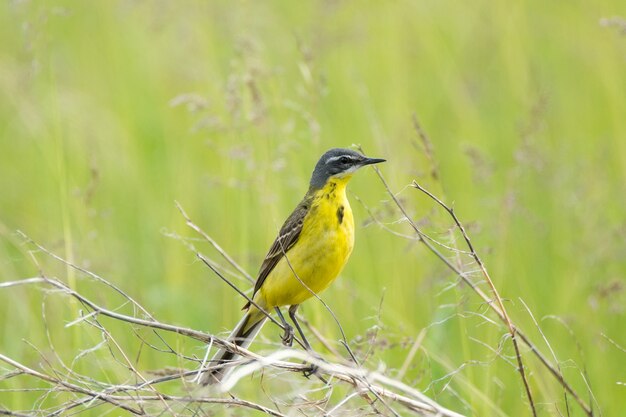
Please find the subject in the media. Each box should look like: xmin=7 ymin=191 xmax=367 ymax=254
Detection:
xmin=410 ymin=180 xmax=537 ymax=416
xmin=362 ymin=157 xmax=593 ymax=416
xmin=1 ymin=275 xmax=464 ymax=417
xmin=16 ymin=231 xmax=156 ymax=321
xmin=175 ymin=201 xmax=255 ymax=284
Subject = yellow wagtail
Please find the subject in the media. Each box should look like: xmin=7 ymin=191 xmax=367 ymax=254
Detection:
xmin=201 ymin=148 xmax=385 ymax=385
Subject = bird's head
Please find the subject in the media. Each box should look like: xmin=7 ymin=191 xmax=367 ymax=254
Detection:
xmin=309 ymin=148 xmax=386 ymax=190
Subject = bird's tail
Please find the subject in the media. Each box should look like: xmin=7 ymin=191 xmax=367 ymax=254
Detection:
xmin=200 ymin=307 xmax=267 ymax=385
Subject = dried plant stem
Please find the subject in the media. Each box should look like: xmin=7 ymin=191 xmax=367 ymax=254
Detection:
xmin=520 ymin=298 xmax=571 ymax=417
xmin=0 ymin=352 xmax=287 ymax=416
xmin=369 ymin=166 xmax=592 ymax=416
xmin=1 ymin=274 xmax=463 ymax=417
xmin=16 ymin=230 xmax=155 ymax=320
xmin=0 ymin=352 xmax=143 ymax=414
xmin=410 ymin=180 xmax=537 ymax=416
xmin=175 ymin=201 xmax=255 ymax=284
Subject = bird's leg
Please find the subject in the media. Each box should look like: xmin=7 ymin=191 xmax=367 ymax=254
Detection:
xmin=275 ymin=307 xmax=294 ymax=347
xmin=288 ymin=305 xmax=319 ymax=378
xmin=288 ymin=305 xmax=312 ymax=350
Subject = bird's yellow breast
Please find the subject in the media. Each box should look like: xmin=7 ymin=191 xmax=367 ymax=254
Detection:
xmin=258 ymin=177 xmax=355 ymax=308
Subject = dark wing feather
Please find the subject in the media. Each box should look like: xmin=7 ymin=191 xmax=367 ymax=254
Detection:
xmin=243 ymin=195 xmax=312 ymax=309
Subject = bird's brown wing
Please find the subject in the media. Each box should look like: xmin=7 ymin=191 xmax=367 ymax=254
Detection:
xmin=243 ymin=195 xmax=313 ymax=309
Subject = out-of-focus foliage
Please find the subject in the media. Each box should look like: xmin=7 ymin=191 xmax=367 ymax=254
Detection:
xmin=0 ymin=1 xmax=624 ymax=415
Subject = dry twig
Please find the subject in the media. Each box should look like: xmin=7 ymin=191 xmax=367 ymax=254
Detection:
xmin=356 ymin=135 xmax=593 ymax=417
xmin=0 ymin=231 xmax=464 ymax=417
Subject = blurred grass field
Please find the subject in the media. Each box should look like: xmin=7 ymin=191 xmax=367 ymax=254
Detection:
xmin=1 ymin=0 xmax=625 ymax=415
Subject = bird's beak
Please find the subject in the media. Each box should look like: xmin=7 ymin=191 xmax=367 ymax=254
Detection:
xmin=361 ymin=157 xmax=386 ymax=166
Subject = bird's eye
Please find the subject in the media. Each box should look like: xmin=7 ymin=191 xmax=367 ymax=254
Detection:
xmin=339 ymin=156 xmax=350 ymax=164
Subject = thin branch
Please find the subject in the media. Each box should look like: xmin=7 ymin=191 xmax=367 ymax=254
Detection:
xmin=16 ymin=231 xmax=155 ymax=321
xmin=520 ymin=298 xmax=570 ymax=416
xmin=0 ymin=277 xmax=461 ymax=417
xmin=351 ymin=192 xmax=471 ymax=254
xmin=0 ymin=277 xmax=47 ymax=288
xmin=601 ymin=332 xmax=626 ymax=354
xmin=410 ymin=180 xmax=537 ymax=416
xmin=1 ymin=352 xmax=286 ymax=417
xmin=175 ymin=201 xmax=255 ymax=284
xmin=1 ymin=275 xmax=464 ymax=417
xmin=196 ymin=253 xmax=284 ymax=331
xmin=367 ymin=164 xmax=593 ymax=416
xmin=0 ymin=353 xmax=143 ymax=415
xmin=221 ymin=349 xmax=465 ymax=417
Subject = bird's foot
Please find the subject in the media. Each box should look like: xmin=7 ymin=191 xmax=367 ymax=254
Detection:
xmin=302 ymin=363 xmax=319 ymax=378
xmin=281 ymin=324 xmax=294 ymax=347
xmin=301 ymin=351 xmax=325 ymax=379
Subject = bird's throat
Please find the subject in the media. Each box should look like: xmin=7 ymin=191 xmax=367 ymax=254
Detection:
xmin=320 ymin=176 xmax=351 ymax=200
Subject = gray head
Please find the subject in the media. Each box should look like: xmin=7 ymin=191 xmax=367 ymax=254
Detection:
xmin=309 ymin=148 xmax=386 ymax=190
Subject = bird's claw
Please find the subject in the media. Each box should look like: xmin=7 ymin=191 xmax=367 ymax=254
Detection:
xmin=302 ymin=363 xmax=319 ymax=378
xmin=281 ymin=324 xmax=294 ymax=347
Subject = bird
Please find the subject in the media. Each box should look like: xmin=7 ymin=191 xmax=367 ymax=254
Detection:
xmin=201 ymin=148 xmax=386 ymax=385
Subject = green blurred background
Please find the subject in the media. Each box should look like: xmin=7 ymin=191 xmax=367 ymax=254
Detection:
xmin=1 ymin=0 xmax=625 ymax=415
